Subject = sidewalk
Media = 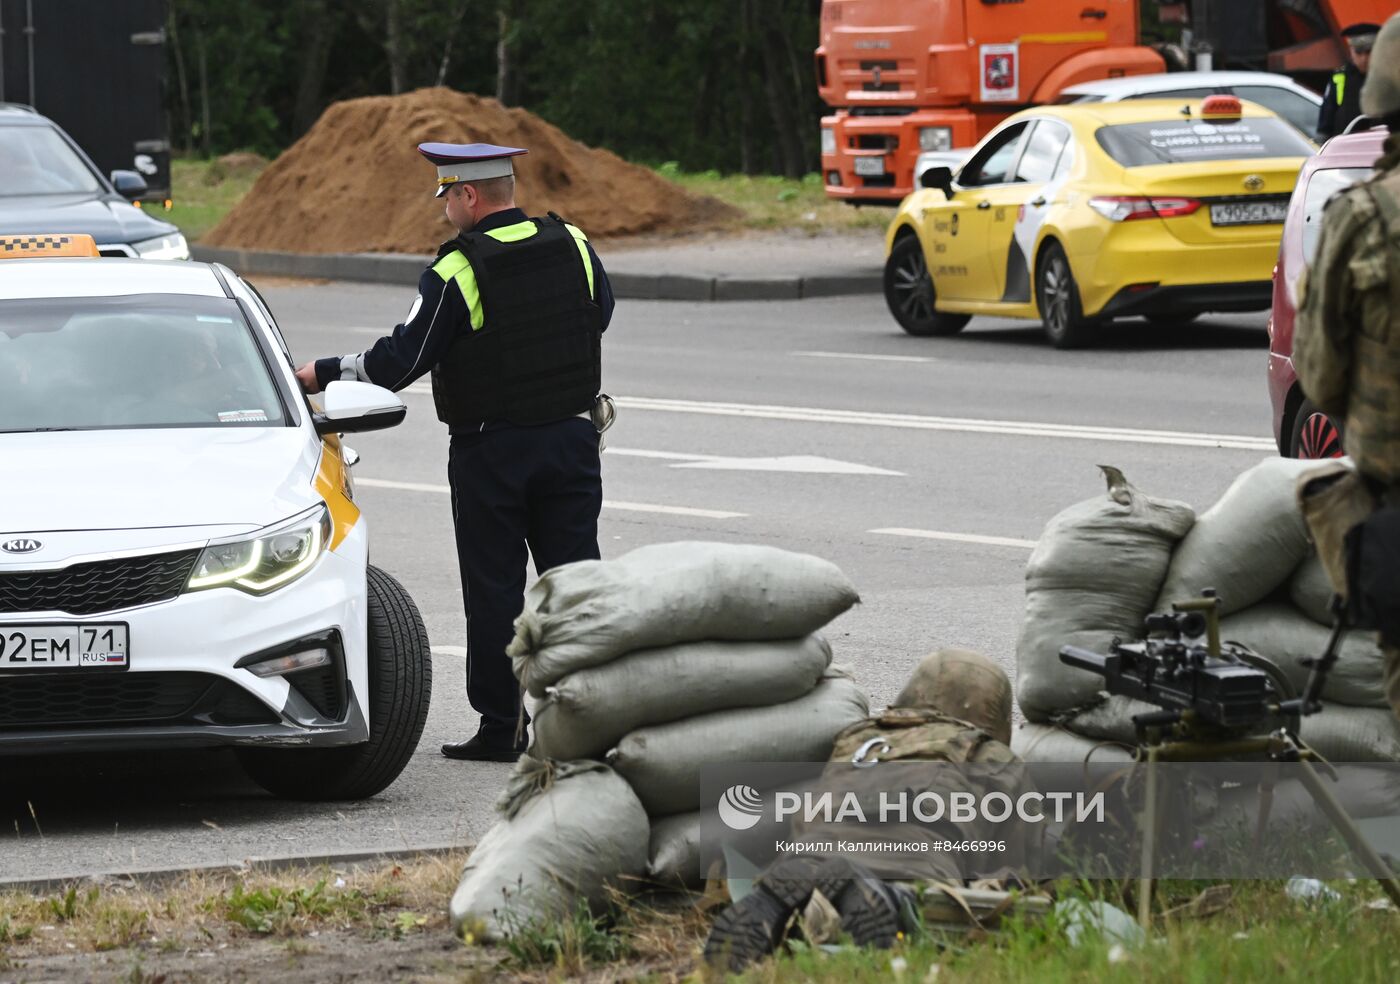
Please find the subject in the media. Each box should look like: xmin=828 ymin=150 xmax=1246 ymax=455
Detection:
xmin=192 ymin=230 xmax=885 ymax=301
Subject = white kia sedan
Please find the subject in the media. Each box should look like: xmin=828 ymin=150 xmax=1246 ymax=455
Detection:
xmin=0 ymin=236 xmax=431 ymax=800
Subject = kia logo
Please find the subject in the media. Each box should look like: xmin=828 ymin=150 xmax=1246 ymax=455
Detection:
xmin=1 ymin=538 xmax=42 ymax=554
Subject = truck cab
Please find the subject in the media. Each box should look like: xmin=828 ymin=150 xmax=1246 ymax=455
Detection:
xmin=816 ymin=0 xmax=1165 ymax=204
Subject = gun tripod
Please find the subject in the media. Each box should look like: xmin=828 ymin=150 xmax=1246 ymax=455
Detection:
xmin=1134 ymin=725 xmax=1400 ymax=928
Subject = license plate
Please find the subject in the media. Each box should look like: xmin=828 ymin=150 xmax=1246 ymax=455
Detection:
xmin=0 ymin=623 xmax=129 ymax=669
xmin=854 ymin=156 xmax=886 ymax=177
xmin=1209 ymin=200 xmax=1287 ymax=226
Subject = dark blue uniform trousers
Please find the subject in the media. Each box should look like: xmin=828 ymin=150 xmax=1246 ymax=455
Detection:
xmin=447 ymin=417 xmax=602 ymax=745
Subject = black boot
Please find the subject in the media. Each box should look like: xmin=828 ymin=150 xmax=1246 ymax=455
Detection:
xmin=704 ymin=855 xmax=852 ymax=972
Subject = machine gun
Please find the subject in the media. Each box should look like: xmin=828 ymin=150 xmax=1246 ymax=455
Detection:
xmin=1058 ymin=590 xmax=1400 ymax=921
xmin=1059 ymin=590 xmax=1299 ymax=740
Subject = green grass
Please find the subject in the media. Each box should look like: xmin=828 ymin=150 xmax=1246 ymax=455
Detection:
xmin=736 ymin=879 xmax=1399 ymax=984
xmin=145 ymin=156 xmax=266 ymax=242
xmin=653 ymin=160 xmax=891 ymax=235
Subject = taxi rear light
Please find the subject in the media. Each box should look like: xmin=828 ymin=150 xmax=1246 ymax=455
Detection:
xmin=0 ymin=233 xmax=101 ymax=258
xmin=1088 ymin=196 xmax=1201 ymax=221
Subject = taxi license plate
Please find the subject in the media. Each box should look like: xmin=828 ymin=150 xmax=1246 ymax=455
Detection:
xmin=0 ymin=624 xmax=129 ymax=669
xmin=854 ymin=156 xmax=886 ymax=177
xmin=1209 ymin=201 xmax=1287 ymax=226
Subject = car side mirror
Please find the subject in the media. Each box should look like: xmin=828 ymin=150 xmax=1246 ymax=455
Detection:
xmin=920 ymin=165 xmax=955 ymax=198
xmin=110 ymin=170 xmax=148 ymax=200
xmin=313 ymin=380 xmax=406 ymax=435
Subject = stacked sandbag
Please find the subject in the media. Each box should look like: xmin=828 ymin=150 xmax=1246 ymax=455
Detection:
xmin=1015 ymin=466 xmax=1195 ymax=722
xmin=449 ymin=757 xmax=648 ymax=941
xmin=1155 ymin=457 xmax=1318 ymax=614
xmin=1015 ymin=457 xmax=1399 ymax=765
xmin=509 ymin=542 xmax=869 ymax=888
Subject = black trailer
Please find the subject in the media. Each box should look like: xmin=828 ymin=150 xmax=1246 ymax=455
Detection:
xmin=0 ymin=0 xmax=170 ymax=198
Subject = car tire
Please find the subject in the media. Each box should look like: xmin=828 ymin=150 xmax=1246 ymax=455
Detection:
xmin=1289 ymin=398 xmax=1345 ymax=460
xmin=883 ymin=234 xmax=971 ymax=337
xmin=238 ymin=565 xmax=433 ymax=801
xmin=1036 ymin=242 xmax=1096 ymax=349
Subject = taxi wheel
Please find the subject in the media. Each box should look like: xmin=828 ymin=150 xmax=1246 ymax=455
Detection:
xmin=238 ymin=565 xmax=433 ymax=801
xmin=1289 ymin=398 xmax=1345 ymax=459
xmin=883 ymin=235 xmax=971 ymax=336
xmin=1036 ymin=243 xmax=1096 ymax=349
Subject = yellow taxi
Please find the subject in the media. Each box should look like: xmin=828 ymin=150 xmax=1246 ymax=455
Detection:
xmin=883 ymin=96 xmax=1314 ymax=347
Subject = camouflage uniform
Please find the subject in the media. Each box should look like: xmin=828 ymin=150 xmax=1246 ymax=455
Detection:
xmin=1295 ymin=14 xmax=1400 ymax=716
xmin=790 ymin=650 xmax=1032 ymax=882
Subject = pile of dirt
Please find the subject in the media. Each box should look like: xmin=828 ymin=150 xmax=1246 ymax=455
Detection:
xmin=204 ymin=88 xmax=741 ymax=253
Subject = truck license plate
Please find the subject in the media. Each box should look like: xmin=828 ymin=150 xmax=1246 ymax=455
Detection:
xmin=854 ymin=156 xmax=886 ymax=177
xmin=1209 ymin=201 xmax=1287 ymax=226
xmin=0 ymin=624 xmax=129 ymax=669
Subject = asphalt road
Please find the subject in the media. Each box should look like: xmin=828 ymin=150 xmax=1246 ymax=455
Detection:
xmin=0 ymin=281 xmax=1278 ymax=883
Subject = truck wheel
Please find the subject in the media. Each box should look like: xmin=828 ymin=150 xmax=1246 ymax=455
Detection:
xmin=239 ymin=565 xmax=432 ymax=801
xmin=1289 ymin=398 xmax=1344 ymax=459
xmin=883 ymin=235 xmax=971 ymax=336
xmin=1037 ymin=242 xmax=1096 ymax=349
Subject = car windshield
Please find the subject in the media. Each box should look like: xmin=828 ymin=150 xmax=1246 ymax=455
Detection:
xmin=1302 ymin=167 xmax=1373 ymax=263
xmin=0 ymin=126 xmax=103 ymax=196
xmin=0 ymin=294 xmax=289 ymax=432
xmin=1095 ymin=116 xmax=1314 ymax=167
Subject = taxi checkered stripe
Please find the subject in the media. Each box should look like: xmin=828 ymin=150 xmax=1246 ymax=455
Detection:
xmin=1 ymin=236 xmax=73 ymax=252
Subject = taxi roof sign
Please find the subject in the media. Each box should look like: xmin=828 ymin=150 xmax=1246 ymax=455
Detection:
xmin=0 ymin=234 xmax=101 ymax=258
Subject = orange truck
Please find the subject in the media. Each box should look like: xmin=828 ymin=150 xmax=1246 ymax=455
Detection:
xmin=817 ymin=0 xmax=1166 ymax=204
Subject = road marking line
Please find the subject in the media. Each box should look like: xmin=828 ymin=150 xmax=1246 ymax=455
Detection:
xmin=432 ymin=646 xmax=466 ymax=658
xmin=614 ymin=396 xmax=1276 ymax=450
xmin=794 ymin=350 xmax=934 ymax=363
xmin=351 ymin=327 xmax=390 ymax=335
xmin=354 ymin=477 xmax=746 ymax=519
xmin=871 ymin=527 xmax=1037 ymax=549
xmin=606 ymin=448 xmax=726 ymax=461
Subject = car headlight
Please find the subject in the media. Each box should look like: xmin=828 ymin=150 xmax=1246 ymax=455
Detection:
xmin=919 ymin=127 xmax=953 ymax=152
xmin=186 ymin=505 xmax=332 ymax=595
xmin=132 ymin=232 xmax=190 ymax=260
xmin=821 ymin=127 xmax=837 ymax=156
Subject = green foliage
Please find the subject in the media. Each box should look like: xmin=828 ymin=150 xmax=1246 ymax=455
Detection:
xmin=498 ymin=897 xmax=631 ymax=971
xmin=163 ymin=0 xmax=824 ymax=176
xmin=0 ymin=916 xmax=34 ymax=944
xmin=218 ymin=880 xmax=343 ymax=934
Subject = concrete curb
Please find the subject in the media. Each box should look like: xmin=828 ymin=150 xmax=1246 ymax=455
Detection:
xmin=193 ymin=245 xmax=881 ymax=301
xmin=0 ymin=842 xmax=472 ymax=895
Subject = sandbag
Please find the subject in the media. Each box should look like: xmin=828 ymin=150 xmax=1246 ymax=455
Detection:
xmin=1011 ymin=721 xmax=1135 ymax=764
xmin=1016 ymin=467 xmax=1195 ymax=721
xmin=609 ymin=674 xmax=869 ymax=816
xmin=531 ymin=635 xmax=832 ymax=761
xmin=1156 ymin=457 xmax=1317 ymax=616
xmin=1288 ymin=551 xmax=1336 ymax=626
xmin=647 ymin=811 xmax=704 ymax=887
xmin=1220 ymin=602 xmax=1387 ymax=708
xmin=449 ymin=758 xmax=648 ymax=940
xmin=509 ymin=542 xmax=860 ymax=697
xmin=1063 ymin=694 xmax=1400 ymax=762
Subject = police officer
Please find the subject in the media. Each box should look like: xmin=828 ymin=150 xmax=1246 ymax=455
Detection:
xmin=295 ymin=142 xmax=615 ymax=761
xmin=1295 ymin=13 xmax=1400 ymax=719
xmin=1318 ymin=22 xmax=1379 ymax=140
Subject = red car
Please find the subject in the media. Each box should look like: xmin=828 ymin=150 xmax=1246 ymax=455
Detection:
xmin=1269 ymin=126 xmax=1386 ymax=459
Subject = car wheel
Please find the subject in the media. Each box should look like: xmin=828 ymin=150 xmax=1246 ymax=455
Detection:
xmin=1036 ymin=242 xmax=1096 ymax=349
xmin=238 ymin=565 xmax=433 ymax=801
xmin=1289 ymin=398 xmax=1345 ymax=459
xmin=883 ymin=235 xmax=971 ymax=337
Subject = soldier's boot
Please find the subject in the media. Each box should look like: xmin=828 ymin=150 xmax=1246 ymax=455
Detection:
xmin=825 ymin=862 xmax=917 ymax=948
xmin=703 ymin=855 xmax=851 ymax=972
